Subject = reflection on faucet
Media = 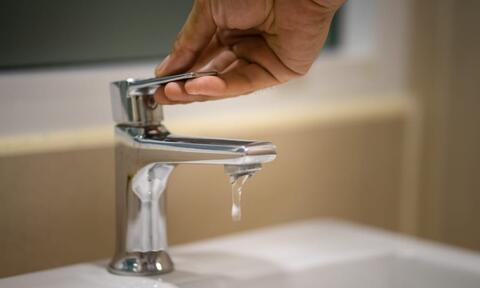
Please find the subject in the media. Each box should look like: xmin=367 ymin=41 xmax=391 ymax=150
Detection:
xmin=108 ymin=76 xmax=277 ymax=276
xmin=128 ymin=164 xmax=174 ymax=253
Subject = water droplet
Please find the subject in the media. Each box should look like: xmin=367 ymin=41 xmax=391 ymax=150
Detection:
xmin=225 ymin=164 xmax=261 ymax=222
xmin=230 ymin=174 xmax=251 ymax=221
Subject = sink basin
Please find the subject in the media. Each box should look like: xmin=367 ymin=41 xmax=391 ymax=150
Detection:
xmin=2 ymin=219 xmax=480 ymax=287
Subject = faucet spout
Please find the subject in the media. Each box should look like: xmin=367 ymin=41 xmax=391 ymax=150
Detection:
xmin=117 ymin=125 xmax=277 ymax=166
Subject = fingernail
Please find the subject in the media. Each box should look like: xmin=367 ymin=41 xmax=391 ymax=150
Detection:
xmin=155 ymin=55 xmax=170 ymax=75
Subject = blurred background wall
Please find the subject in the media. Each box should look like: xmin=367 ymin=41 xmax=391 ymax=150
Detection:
xmin=0 ymin=0 xmax=479 ymax=278
xmin=412 ymin=0 xmax=480 ymax=251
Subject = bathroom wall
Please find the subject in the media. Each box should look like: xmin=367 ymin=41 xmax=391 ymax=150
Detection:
xmin=0 ymin=99 xmax=409 ymax=277
xmin=412 ymin=0 xmax=480 ymax=251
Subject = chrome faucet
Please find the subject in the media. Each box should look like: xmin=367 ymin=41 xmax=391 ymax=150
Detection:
xmin=108 ymin=72 xmax=277 ymax=276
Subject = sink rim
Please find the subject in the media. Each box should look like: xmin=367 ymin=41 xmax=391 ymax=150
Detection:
xmin=1 ymin=218 xmax=480 ymax=287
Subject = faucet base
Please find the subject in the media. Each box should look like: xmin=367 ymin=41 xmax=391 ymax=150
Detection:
xmin=108 ymin=250 xmax=174 ymax=276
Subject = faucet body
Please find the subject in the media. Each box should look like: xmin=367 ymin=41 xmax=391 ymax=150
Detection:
xmin=108 ymin=74 xmax=276 ymax=276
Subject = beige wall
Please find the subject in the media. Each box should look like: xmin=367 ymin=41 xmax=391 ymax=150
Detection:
xmin=412 ymin=0 xmax=480 ymax=251
xmin=0 ymin=113 xmax=405 ymax=278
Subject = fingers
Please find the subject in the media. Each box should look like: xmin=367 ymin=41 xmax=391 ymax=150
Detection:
xmin=230 ymin=37 xmax=300 ymax=83
xmin=155 ymin=37 xmax=300 ymax=104
xmin=156 ymin=60 xmax=278 ymax=104
xmin=198 ymin=49 xmax=237 ymax=72
xmin=183 ymin=37 xmax=300 ymax=97
xmin=155 ymin=0 xmax=217 ymax=77
xmin=185 ymin=61 xmax=277 ymax=97
xmin=183 ymin=32 xmax=222 ymax=71
xmin=154 ymin=49 xmax=238 ymax=104
xmin=154 ymin=82 xmax=208 ymax=104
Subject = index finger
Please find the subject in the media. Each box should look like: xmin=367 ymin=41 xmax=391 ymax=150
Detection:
xmin=155 ymin=0 xmax=217 ymax=77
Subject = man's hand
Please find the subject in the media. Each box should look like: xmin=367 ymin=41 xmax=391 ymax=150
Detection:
xmin=154 ymin=0 xmax=345 ymax=104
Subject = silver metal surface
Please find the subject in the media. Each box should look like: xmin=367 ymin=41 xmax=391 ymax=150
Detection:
xmin=109 ymin=74 xmax=276 ymax=276
xmin=111 ymin=71 xmax=217 ymax=126
xmin=127 ymin=71 xmax=217 ymax=92
xmin=109 ymin=251 xmax=174 ymax=276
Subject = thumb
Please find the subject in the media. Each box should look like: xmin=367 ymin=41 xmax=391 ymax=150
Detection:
xmin=155 ymin=0 xmax=217 ymax=76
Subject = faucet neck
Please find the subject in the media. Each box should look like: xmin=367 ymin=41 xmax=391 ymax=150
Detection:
xmin=111 ymin=80 xmax=164 ymax=127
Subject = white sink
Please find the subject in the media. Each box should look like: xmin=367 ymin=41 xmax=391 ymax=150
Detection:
xmin=2 ymin=219 xmax=480 ymax=288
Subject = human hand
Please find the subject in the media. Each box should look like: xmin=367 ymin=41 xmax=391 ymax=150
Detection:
xmin=154 ymin=0 xmax=345 ymax=104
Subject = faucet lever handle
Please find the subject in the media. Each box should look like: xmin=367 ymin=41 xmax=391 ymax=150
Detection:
xmin=128 ymin=71 xmax=217 ymax=95
xmin=111 ymin=71 xmax=217 ymax=126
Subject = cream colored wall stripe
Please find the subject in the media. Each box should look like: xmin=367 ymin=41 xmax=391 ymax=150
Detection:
xmin=0 ymin=95 xmax=414 ymax=157
xmin=0 ymin=127 xmax=114 ymax=157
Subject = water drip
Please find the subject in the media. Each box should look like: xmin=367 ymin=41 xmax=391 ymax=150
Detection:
xmin=224 ymin=164 xmax=262 ymax=221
